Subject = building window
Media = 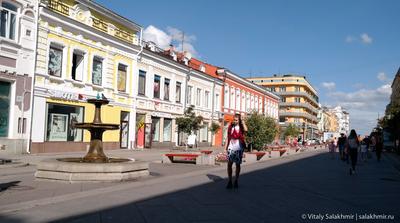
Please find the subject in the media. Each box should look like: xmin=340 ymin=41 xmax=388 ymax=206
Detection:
xmin=164 ymin=78 xmax=170 ymax=101
xmin=72 ymin=50 xmax=85 ymax=81
xmin=236 ymin=90 xmax=240 ymax=110
xmin=295 ymin=97 xmax=301 ymax=103
xmin=204 ymin=91 xmax=210 ymax=108
xmin=117 ymin=64 xmax=127 ymax=92
xmin=153 ymin=75 xmax=160 ymax=98
xmin=48 ymin=45 xmax=63 ymax=77
xmin=187 ymin=86 xmax=193 ymax=105
xmin=224 ymin=88 xmax=229 ymax=108
xmin=281 ymin=97 xmax=286 ymax=102
xmin=151 ymin=117 xmax=160 ymax=142
xmin=279 ymin=117 xmax=285 ymax=122
xmin=176 ymin=82 xmax=181 ymax=103
xmin=138 ymin=70 xmax=146 ymax=95
xmin=280 ymin=86 xmax=286 ymax=92
xmin=295 ymin=86 xmax=301 ymax=92
xmin=92 ymin=57 xmax=102 ymax=85
xmin=0 ymin=2 xmax=17 ymax=40
xmin=230 ymin=89 xmax=235 ymax=109
xmin=0 ymin=81 xmax=11 ymax=137
xmin=215 ymin=93 xmax=220 ymax=110
xmin=196 ymin=88 xmax=201 ymax=106
xmin=46 ymin=103 xmax=84 ymax=142
xmin=163 ymin=118 xmax=172 ymax=141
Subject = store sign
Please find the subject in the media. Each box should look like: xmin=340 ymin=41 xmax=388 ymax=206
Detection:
xmin=48 ymin=90 xmax=85 ymax=101
xmin=150 ymin=112 xmax=172 ymax=118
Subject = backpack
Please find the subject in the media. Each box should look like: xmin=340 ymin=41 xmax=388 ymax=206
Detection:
xmin=348 ymin=138 xmax=358 ymax=150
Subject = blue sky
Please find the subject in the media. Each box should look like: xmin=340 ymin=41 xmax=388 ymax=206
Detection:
xmin=96 ymin=0 xmax=400 ymax=135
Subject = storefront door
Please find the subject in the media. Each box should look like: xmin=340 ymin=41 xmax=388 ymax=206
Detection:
xmin=0 ymin=81 xmax=11 ymax=137
xmin=120 ymin=111 xmax=129 ymax=148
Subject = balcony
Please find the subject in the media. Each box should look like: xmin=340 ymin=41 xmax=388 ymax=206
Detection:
xmin=47 ymin=0 xmax=69 ymax=16
xmin=279 ymin=111 xmax=319 ymax=123
xmin=92 ymin=17 xmax=108 ymax=32
xmin=275 ymin=91 xmax=319 ymax=105
xmin=280 ymin=102 xmax=318 ymax=114
xmin=43 ymin=0 xmax=136 ymax=45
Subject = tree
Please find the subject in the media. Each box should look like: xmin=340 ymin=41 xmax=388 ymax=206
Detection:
xmin=176 ymin=106 xmax=204 ymax=135
xmin=245 ymin=112 xmax=278 ymax=151
xmin=209 ymin=121 xmax=221 ymax=145
xmin=284 ymin=123 xmax=301 ymax=139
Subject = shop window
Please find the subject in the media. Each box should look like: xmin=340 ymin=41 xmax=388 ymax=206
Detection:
xmin=163 ymin=118 xmax=172 ymax=142
xmin=153 ymin=75 xmax=160 ymax=98
xmin=0 ymin=2 xmax=18 ymax=40
xmin=164 ymin=78 xmax=170 ymax=101
xmin=117 ymin=64 xmax=127 ymax=92
xmin=138 ymin=70 xmax=146 ymax=95
xmin=48 ymin=45 xmax=63 ymax=77
xmin=0 ymin=81 xmax=11 ymax=137
xmin=46 ymin=103 xmax=84 ymax=141
xmin=71 ymin=50 xmax=85 ymax=81
xmin=92 ymin=57 xmax=102 ymax=86
xmin=175 ymin=82 xmax=181 ymax=103
xmin=151 ymin=117 xmax=160 ymax=142
xmin=200 ymin=122 xmax=208 ymax=142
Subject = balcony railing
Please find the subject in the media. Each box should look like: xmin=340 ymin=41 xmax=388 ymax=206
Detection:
xmin=275 ymin=91 xmax=319 ymax=105
xmin=114 ymin=27 xmax=134 ymax=43
xmin=92 ymin=17 xmax=108 ymax=32
xmin=43 ymin=0 xmax=136 ymax=44
xmin=280 ymin=102 xmax=318 ymax=114
xmin=279 ymin=111 xmax=319 ymax=123
xmin=47 ymin=0 xmax=70 ymax=16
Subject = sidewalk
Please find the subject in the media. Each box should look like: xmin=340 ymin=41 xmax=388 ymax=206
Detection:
xmin=1 ymin=148 xmax=399 ymax=223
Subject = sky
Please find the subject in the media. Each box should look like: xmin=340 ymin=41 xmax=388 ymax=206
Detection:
xmin=96 ymin=0 xmax=400 ymax=135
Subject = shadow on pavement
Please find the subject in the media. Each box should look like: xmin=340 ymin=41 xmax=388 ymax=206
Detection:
xmin=1 ymin=152 xmax=400 ymax=223
xmin=0 ymin=181 xmax=21 ymax=192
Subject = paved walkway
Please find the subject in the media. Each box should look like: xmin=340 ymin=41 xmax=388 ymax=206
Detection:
xmin=0 ymin=149 xmax=399 ymax=223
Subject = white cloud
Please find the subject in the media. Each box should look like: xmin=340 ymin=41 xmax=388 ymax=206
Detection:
xmin=143 ymin=25 xmax=172 ymax=49
xmin=143 ymin=25 xmax=198 ymax=57
xmin=345 ymin=35 xmax=355 ymax=43
xmin=377 ymin=72 xmax=388 ymax=82
xmin=360 ymin=33 xmax=373 ymax=44
xmin=325 ymin=84 xmax=391 ymax=134
xmin=321 ymin=82 xmax=336 ymax=91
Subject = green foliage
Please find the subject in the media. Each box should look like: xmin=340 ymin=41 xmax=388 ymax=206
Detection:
xmin=176 ymin=106 xmax=204 ymax=135
xmin=284 ymin=123 xmax=301 ymax=138
xmin=245 ymin=112 xmax=278 ymax=150
xmin=210 ymin=122 xmax=221 ymax=134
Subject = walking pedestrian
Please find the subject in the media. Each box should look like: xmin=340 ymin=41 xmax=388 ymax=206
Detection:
xmin=375 ymin=131 xmax=383 ymax=162
xmin=346 ymin=129 xmax=360 ymax=175
xmin=360 ymin=137 xmax=368 ymax=162
xmin=338 ymin=133 xmax=347 ymax=161
xmin=225 ymin=113 xmax=247 ymax=189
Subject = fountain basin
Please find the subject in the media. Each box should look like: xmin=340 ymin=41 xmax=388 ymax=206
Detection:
xmin=35 ymin=158 xmax=149 ymax=183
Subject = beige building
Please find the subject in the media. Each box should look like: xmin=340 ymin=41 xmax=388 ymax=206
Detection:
xmin=248 ymin=74 xmax=319 ymax=140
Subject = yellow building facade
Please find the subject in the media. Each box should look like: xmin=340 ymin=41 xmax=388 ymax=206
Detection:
xmin=31 ymin=0 xmax=142 ymax=153
xmin=248 ymin=74 xmax=319 ymax=140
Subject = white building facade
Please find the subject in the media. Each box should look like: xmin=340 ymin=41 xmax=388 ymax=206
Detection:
xmin=0 ymin=0 xmax=37 ymax=154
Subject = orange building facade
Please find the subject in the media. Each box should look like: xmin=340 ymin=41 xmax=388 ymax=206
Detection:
xmin=189 ymin=59 xmax=280 ymax=146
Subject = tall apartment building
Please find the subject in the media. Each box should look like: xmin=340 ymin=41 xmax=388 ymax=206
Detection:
xmin=248 ymin=74 xmax=319 ymax=140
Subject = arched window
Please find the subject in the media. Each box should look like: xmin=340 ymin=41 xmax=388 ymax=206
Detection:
xmin=1 ymin=2 xmax=18 ymax=40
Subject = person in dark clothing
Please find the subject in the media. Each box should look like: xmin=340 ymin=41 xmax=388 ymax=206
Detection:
xmin=338 ymin=133 xmax=347 ymax=161
xmin=375 ymin=133 xmax=383 ymax=162
xmin=346 ymin=129 xmax=359 ymax=175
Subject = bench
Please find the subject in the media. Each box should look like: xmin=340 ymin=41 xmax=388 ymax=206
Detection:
xmin=162 ymin=153 xmax=215 ymax=165
xmin=248 ymin=152 xmax=266 ymax=160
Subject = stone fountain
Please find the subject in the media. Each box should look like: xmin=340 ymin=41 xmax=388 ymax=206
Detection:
xmin=35 ymin=98 xmax=149 ymax=182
